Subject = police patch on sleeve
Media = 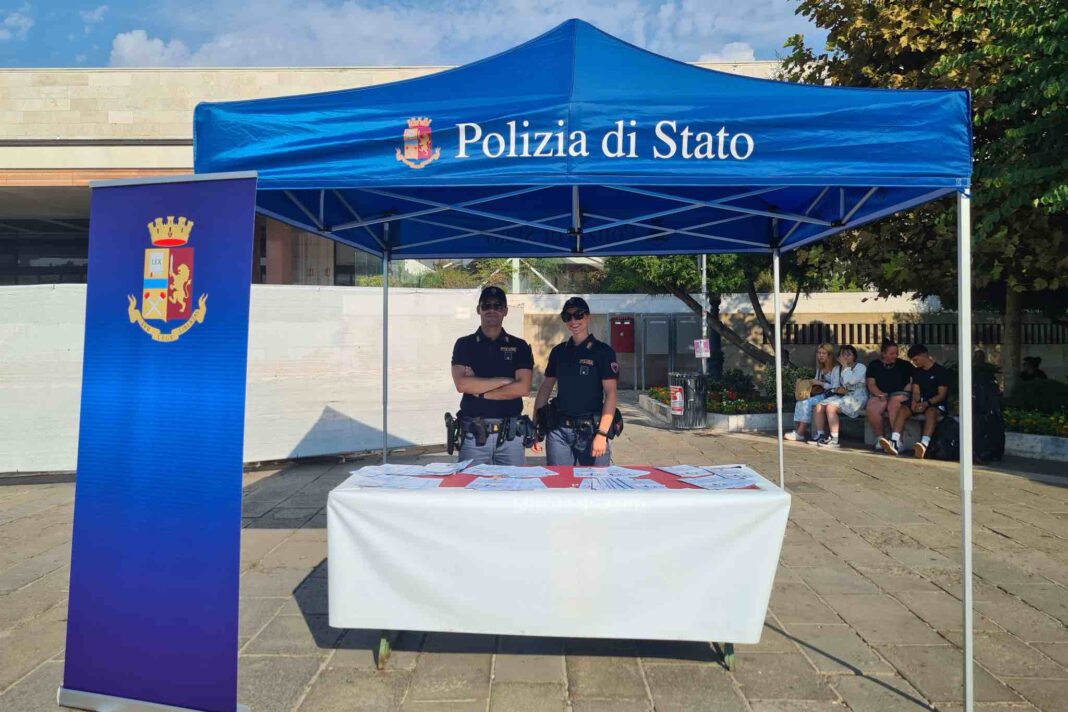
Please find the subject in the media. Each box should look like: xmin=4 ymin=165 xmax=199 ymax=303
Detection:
xmin=611 ymin=362 xmax=619 ymax=374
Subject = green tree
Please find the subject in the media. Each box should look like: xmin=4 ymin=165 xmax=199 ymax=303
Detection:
xmin=601 ymin=253 xmax=822 ymax=365
xmin=782 ymin=0 xmax=1068 ymax=393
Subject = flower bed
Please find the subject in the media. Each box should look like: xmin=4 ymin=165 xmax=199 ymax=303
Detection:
xmin=648 ymin=386 xmax=779 ymax=415
xmin=1003 ymin=408 xmax=1068 ymax=438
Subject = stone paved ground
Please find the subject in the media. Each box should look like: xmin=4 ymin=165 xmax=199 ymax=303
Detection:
xmin=2 ymin=404 xmax=1067 ymax=711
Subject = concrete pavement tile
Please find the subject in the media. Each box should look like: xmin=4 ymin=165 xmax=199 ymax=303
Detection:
xmin=239 ymin=529 xmax=291 ymax=566
xmin=258 ymin=538 xmax=327 ymax=570
xmin=250 ymin=507 xmax=319 ymax=529
xmin=973 ymin=594 xmax=1068 ymax=643
xmin=0 ymin=543 xmax=70 ymax=594
xmin=749 ymin=702 xmax=849 ymax=712
xmin=407 ymin=634 xmax=492 ymax=702
xmin=1033 ymin=643 xmax=1068 ymax=670
xmin=239 ymin=566 xmax=312 ymax=597
xmin=565 ymin=645 xmax=646 ymax=700
xmin=999 ymin=584 xmax=1068 ymax=627
xmin=822 ymin=594 xmax=945 ymax=645
xmin=740 ymin=623 xmax=800 ymax=653
xmin=635 ymin=639 xmax=719 ymax=664
xmin=769 ymin=582 xmax=844 ymax=624
xmin=781 ymin=545 xmax=841 ymax=568
xmin=243 ymin=614 xmax=342 ymax=655
xmin=733 ymin=652 xmax=836 ymax=701
xmin=292 ymin=575 xmax=328 ymax=615
xmin=799 ymin=566 xmax=882 ymax=595
xmin=0 ymin=660 xmax=63 ymax=712
xmin=973 ymin=553 xmax=1054 ymax=586
xmin=855 ymin=567 xmax=942 ymax=594
xmin=895 ymin=590 xmax=999 ymax=633
xmin=896 ymin=524 xmax=965 ymax=551
xmin=236 ymin=655 xmax=322 ymax=712
xmin=786 ymin=624 xmax=895 ymax=674
xmin=924 ymin=571 xmax=1004 ymax=602
xmin=1001 ymin=678 xmax=1068 ymax=712
xmin=494 ymin=636 xmax=565 ymax=683
xmin=832 ymin=674 xmax=932 ymax=711
xmin=330 ymin=630 xmax=423 ymax=671
xmin=940 ymin=632 xmax=1066 ymax=679
xmin=0 ymin=616 xmax=66 ymax=689
xmin=644 ymin=662 xmax=746 ymax=711
xmin=297 ymin=668 xmax=411 ymax=711
xmin=400 ymin=701 xmax=486 ymax=712
xmin=238 ymin=597 xmax=287 ymax=645
xmin=569 ymin=700 xmax=651 ymax=712
xmin=0 ymin=585 xmax=66 ymax=632
xmin=876 ymin=646 xmax=1021 ymax=704
xmin=488 ymin=682 xmax=566 ymax=712
xmin=886 ymin=548 xmax=960 ymax=571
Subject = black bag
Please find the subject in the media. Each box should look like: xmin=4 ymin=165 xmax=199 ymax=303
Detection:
xmin=928 ymin=416 xmax=960 ymax=461
xmin=972 ymin=378 xmax=1005 ymax=463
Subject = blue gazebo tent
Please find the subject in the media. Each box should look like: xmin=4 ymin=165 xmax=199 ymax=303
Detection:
xmin=194 ymin=19 xmax=977 ymax=709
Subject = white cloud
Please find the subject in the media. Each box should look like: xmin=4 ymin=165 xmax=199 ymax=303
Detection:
xmin=699 ymin=42 xmax=756 ymax=63
xmin=110 ymin=29 xmax=191 ymax=66
xmin=80 ymin=5 xmax=108 ymax=23
xmin=108 ymin=0 xmax=816 ymax=67
xmin=0 ymin=6 xmax=34 ymax=41
xmin=75 ymin=53 xmax=87 ymax=63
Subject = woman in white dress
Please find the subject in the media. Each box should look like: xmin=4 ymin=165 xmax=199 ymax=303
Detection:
xmin=785 ymin=342 xmax=840 ymax=442
xmin=811 ymin=345 xmax=867 ymax=448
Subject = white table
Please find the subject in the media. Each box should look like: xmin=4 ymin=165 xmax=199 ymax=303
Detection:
xmin=327 ymin=467 xmax=790 ymax=667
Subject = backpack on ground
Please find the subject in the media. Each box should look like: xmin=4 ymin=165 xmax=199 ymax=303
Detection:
xmin=928 ymin=416 xmax=960 ymax=461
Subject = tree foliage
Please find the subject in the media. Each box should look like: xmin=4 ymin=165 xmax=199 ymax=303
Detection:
xmin=781 ymin=0 xmax=1068 ymax=388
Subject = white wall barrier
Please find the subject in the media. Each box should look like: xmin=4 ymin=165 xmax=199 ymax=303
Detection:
xmin=0 ymin=285 xmax=514 ymax=473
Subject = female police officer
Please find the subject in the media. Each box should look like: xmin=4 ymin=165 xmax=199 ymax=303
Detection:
xmin=532 ymin=297 xmax=619 ymax=466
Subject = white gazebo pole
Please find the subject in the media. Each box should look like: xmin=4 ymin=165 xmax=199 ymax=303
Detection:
xmin=772 ymin=248 xmax=785 ymax=490
xmin=700 ymin=254 xmax=708 ymax=375
xmin=382 ymin=243 xmax=390 ymax=464
xmin=958 ymin=190 xmax=974 ymax=711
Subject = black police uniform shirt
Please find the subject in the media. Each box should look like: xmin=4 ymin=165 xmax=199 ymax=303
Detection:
xmin=913 ymin=362 xmax=950 ymax=406
xmin=867 ymin=358 xmax=913 ymax=394
xmin=451 ymin=328 xmax=534 ymax=418
xmin=545 ymin=334 xmax=619 ymax=417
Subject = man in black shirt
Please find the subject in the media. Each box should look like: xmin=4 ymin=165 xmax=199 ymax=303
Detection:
xmin=450 ymin=286 xmax=534 ymax=465
xmin=880 ymin=344 xmax=950 ymax=459
xmin=532 ymin=297 xmax=619 ymax=466
xmin=865 ymin=339 xmax=913 ymax=452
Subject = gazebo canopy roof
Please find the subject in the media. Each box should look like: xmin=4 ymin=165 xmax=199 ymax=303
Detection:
xmin=193 ymin=19 xmax=971 ymax=259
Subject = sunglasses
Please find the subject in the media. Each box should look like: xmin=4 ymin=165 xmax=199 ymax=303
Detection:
xmin=480 ymin=302 xmax=505 ymax=311
xmin=561 ymin=310 xmax=588 ymax=322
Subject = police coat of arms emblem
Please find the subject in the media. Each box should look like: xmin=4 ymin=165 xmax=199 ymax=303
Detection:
xmin=126 ymin=216 xmax=207 ymax=342
xmin=395 ymin=117 xmax=441 ymax=169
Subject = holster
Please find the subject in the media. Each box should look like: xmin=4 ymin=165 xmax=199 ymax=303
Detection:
xmin=534 ymin=400 xmax=558 ymax=443
xmin=444 ymin=411 xmax=464 ymax=454
xmin=469 ymin=417 xmax=489 ymax=447
xmin=609 ymin=408 xmax=624 ymax=439
xmin=517 ymin=415 xmax=536 ymax=448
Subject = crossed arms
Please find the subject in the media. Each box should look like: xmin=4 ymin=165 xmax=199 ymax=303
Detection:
xmin=451 ymin=365 xmax=532 ymax=400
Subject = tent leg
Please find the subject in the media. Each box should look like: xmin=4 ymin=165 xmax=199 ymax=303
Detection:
xmin=382 ymin=255 xmax=390 ymax=464
xmin=772 ymin=249 xmax=785 ymax=490
xmin=957 ymin=190 xmax=974 ymax=712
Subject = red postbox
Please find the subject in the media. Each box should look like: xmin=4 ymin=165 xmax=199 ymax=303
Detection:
xmin=610 ymin=316 xmax=635 ymax=353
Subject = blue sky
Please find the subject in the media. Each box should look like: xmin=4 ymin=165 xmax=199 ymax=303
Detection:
xmin=0 ymin=1 xmax=825 ymax=68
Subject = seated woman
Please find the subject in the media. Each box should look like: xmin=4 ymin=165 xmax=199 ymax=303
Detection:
xmin=810 ymin=345 xmax=868 ymax=448
xmin=785 ymin=342 xmax=840 ymax=441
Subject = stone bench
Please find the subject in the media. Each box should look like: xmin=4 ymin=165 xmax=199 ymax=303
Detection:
xmin=835 ymin=412 xmax=925 ymax=448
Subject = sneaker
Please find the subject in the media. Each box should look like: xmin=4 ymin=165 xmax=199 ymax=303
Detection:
xmin=879 ymin=437 xmax=900 ymax=456
xmin=914 ymin=441 xmax=928 ymax=459
xmin=873 ymin=441 xmax=885 ymax=452
xmin=819 ymin=438 xmax=841 ymax=449
xmin=784 ymin=431 xmax=803 ymax=442
xmin=811 ymin=435 xmax=830 ymax=446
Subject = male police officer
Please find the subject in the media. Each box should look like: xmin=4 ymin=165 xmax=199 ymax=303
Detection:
xmin=450 ymin=286 xmax=534 ymax=465
xmin=532 ymin=297 xmax=619 ymax=466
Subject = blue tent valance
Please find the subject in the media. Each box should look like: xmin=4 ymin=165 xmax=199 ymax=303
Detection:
xmin=193 ymin=19 xmax=971 ymax=258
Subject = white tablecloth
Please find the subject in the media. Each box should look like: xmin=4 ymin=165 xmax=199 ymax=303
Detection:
xmin=327 ymin=473 xmax=790 ymax=643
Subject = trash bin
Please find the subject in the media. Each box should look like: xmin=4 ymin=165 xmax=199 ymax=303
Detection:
xmin=668 ymin=371 xmax=707 ymax=429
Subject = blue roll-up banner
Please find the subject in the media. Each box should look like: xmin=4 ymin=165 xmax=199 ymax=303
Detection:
xmin=60 ymin=173 xmax=257 ymax=712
